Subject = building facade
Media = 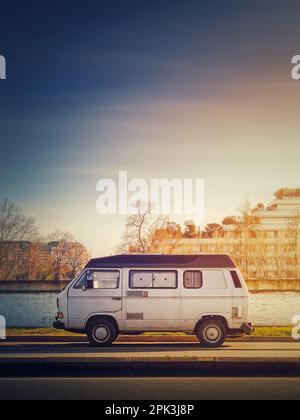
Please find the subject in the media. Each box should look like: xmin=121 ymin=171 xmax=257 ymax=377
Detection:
xmin=152 ymin=189 xmax=300 ymax=281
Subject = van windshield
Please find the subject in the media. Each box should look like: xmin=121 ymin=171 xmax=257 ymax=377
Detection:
xmin=74 ymin=272 xmax=87 ymax=289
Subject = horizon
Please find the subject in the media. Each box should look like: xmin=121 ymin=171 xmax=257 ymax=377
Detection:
xmin=2 ymin=183 xmax=298 ymax=258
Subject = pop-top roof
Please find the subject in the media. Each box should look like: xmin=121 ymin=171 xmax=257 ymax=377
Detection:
xmin=86 ymin=254 xmax=236 ymax=269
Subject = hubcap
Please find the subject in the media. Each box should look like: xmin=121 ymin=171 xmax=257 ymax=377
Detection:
xmin=94 ymin=326 xmax=109 ymax=342
xmin=204 ymin=325 xmax=221 ymax=343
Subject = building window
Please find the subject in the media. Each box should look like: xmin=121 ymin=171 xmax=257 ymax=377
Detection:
xmin=184 ymin=271 xmax=203 ymax=289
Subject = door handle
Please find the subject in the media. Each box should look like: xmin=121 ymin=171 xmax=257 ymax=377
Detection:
xmin=112 ymin=297 xmax=121 ymax=301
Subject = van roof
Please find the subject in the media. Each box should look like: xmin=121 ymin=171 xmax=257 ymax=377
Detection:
xmin=86 ymin=254 xmax=236 ymax=269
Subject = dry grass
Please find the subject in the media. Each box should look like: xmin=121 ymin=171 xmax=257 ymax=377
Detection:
xmin=6 ymin=327 xmax=295 ymax=338
xmin=6 ymin=328 xmax=79 ymax=337
xmin=253 ymin=327 xmax=293 ymax=337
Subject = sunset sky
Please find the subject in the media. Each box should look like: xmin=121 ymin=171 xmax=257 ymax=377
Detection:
xmin=0 ymin=0 xmax=300 ymax=256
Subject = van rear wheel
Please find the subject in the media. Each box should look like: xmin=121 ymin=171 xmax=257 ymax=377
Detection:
xmin=87 ymin=319 xmax=118 ymax=347
xmin=196 ymin=319 xmax=226 ymax=348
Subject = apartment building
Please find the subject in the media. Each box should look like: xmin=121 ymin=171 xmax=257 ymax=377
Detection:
xmin=152 ymin=189 xmax=300 ymax=280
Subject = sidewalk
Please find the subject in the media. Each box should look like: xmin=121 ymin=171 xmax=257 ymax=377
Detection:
xmin=1 ymin=341 xmax=300 ymax=375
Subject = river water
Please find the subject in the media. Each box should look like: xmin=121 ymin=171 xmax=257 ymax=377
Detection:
xmin=0 ymin=292 xmax=299 ymax=328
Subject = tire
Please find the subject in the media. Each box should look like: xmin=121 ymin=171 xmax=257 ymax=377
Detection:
xmin=87 ymin=319 xmax=118 ymax=347
xmin=196 ymin=319 xmax=227 ymax=348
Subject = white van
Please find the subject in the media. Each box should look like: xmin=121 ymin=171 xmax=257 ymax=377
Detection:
xmin=54 ymin=254 xmax=254 ymax=348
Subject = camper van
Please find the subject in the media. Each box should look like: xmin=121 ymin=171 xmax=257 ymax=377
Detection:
xmin=54 ymin=255 xmax=253 ymax=348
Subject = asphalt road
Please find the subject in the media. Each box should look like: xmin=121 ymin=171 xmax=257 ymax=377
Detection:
xmin=1 ymin=341 xmax=300 ymax=400
xmin=1 ymin=377 xmax=300 ymax=400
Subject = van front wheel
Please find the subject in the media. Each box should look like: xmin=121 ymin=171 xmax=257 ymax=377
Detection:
xmin=196 ymin=320 xmax=226 ymax=348
xmin=87 ymin=319 xmax=118 ymax=347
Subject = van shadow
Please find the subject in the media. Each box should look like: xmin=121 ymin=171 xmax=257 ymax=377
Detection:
xmin=98 ymin=343 xmax=233 ymax=353
xmin=0 ymin=342 xmax=232 ymax=353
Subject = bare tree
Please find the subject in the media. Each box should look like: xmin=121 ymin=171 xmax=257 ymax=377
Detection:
xmin=273 ymin=240 xmax=290 ymax=279
xmin=286 ymin=210 xmax=300 ymax=279
xmin=183 ymin=221 xmax=198 ymax=238
xmin=252 ymin=234 xmax=269 ymax=280
xmin=46 ymin=230 xmax=74 ymax=280
xmin=26 ymin=241 xmax=51 ymax=280
xmin=231 ymin=199 xmax=263 ymax=280
xmin=149 ymin=221 xmax=183 ymax=254
xmin=0 ymin=199 xmax=39 ymax=280
xmin=44 ymin=230 xmax=89 ymax=280
xmin=202 ymin=223 xmax=224 ymax=239
xmin=65 ymin=241 xmax=90 ymax=279
xmin=117 ymin=201 xmax=169 ymax=254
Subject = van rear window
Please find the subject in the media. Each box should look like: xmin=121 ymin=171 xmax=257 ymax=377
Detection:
xmin=230 ymin=271 xmax=242 ymax=288
xmin=184 ymin=271 xmax=202 ymax=289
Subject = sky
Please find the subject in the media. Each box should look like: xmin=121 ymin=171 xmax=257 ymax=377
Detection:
xmin=0 ymin=0 xmax=300 ymax=256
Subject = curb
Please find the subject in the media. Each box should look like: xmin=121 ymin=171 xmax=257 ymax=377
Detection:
xmin=0 ymin=358 xmax=300 ymax=376
xmin=1 ymin=357 xmax=300 ymax=364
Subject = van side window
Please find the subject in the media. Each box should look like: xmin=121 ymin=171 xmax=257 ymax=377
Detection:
xmin=230 ymin=271 xmax=242 ymax=288
xmin=202 ymin=270 xmax=227 ymax=289
xmin=130 ymin=271 xmax=177 ymax=289
xmin=86 ymin=271 xmax=120 ymax=289
xmin=184 ymin=271 xmax=202 ymax=289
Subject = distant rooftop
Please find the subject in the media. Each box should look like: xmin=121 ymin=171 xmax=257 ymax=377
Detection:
xmin=275 ymin=188 xmax=300 ymax=199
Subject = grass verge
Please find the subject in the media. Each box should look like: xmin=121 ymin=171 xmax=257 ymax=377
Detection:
xmin=6 ymin=328 xmax=78 ymax=337
xmin=6 ymin=327 xmax=294 ymax=338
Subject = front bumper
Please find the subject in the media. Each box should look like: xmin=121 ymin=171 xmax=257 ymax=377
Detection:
xmin=53 ymin=320 xmax=65 ymax=330
xmin=241 ymin=322 xmax=255 ymax=335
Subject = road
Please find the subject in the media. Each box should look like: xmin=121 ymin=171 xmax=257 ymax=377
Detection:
xmin=0 ymin=341 xmax=300 ymax=362
xmin=1 ymin=341 xmax=300 ymax=400
xmin=1 ymin=377 xmax=300 ymax=400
